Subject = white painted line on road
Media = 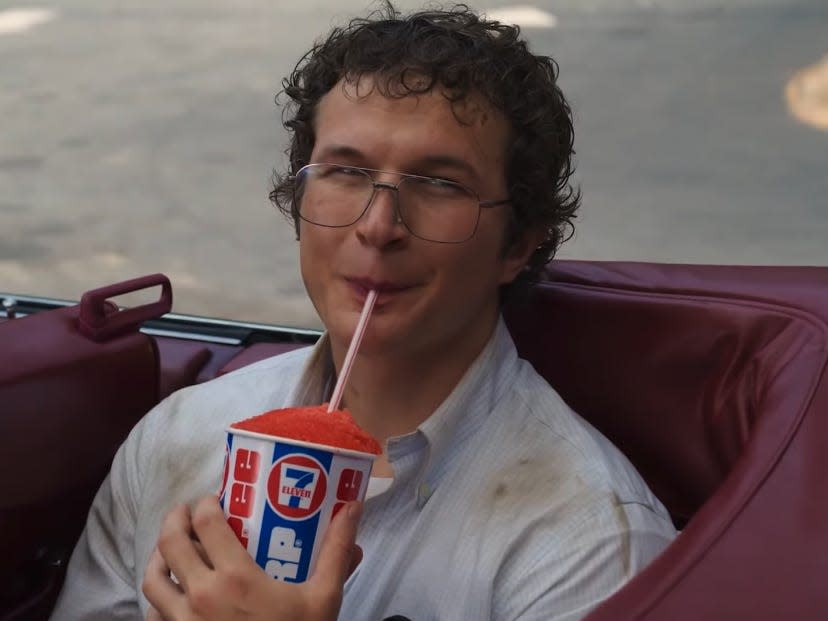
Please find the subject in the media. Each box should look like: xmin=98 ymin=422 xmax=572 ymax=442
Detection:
xmin=486 ymin=6 xmax=558 ymax=29
xmin=0 ymin=8 xmax=57 ymax=35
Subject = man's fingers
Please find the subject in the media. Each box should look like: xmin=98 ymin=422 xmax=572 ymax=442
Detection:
xmin=156 ymin=503 xmax=212 ymax=593
xmin=142 ymin=548 xmax=186 ymax=621
xmin=145 ymin=606 xmax=165 ymax=621
xmin=310 ymin=501 xmax=363 ymax=590
xmin=192 ymin=540 xmax=214 ymax=570
xmin=190 ymin=495 xmax=253 ymax=570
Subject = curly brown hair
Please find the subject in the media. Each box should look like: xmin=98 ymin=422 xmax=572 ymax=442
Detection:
xmin=270 ymin=2 xmax=579 ymax=294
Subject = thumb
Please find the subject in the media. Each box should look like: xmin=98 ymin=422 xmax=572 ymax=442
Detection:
xmin=311 ymin=501 xmax=363 ymax=590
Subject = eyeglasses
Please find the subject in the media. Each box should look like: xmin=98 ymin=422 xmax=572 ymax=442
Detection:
xmin=290 ymin=163 xmax=510 ymax=243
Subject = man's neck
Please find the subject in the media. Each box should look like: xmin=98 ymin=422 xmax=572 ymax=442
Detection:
xmin=331 ymin=315 xmax=499 ymax=448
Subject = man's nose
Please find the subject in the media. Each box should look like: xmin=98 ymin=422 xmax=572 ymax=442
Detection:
xmin=355 ymin=183 xmax=407 ymax=247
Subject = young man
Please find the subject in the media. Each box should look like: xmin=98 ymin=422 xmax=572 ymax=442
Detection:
xmin=52 ymin=5 xmax=676 ymax=620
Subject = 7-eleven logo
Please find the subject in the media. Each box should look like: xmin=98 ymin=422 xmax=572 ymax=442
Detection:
xmin=267 ymin=454 xmax=327 ymax=520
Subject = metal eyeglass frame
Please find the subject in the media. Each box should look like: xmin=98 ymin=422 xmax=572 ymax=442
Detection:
xmin=289 ymin=163 xmax=511 ymax=243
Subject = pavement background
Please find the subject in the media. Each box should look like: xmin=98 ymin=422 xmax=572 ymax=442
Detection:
xmin=1 ymin=0 xmax=826 ymax=327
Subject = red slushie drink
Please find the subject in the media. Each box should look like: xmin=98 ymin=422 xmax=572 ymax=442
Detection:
xmin=219 ymin=404 xmax=380 ymax=583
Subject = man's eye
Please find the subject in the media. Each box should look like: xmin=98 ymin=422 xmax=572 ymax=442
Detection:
xmin=411 ymin=177 xmax=468 ymax=196
xmin=428 ymin=177 xmax=457 ymax=188
xmin=332 ymin=166 xmax=365 ymax=177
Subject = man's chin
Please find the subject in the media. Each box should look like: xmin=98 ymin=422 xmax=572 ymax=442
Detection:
xmin=332 ymin=318 xmax=405 ymax=357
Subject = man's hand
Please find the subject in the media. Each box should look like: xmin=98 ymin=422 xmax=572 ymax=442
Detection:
xmin=142 ymin=495 xmax=363 ymax=621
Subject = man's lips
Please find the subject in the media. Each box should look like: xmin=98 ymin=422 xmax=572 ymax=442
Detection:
xmin=346 ymin=277 xmax=412 ymax=298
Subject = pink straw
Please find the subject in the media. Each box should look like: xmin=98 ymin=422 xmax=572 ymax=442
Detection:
xmin=327 ymin=290 xmax=378 ymax=412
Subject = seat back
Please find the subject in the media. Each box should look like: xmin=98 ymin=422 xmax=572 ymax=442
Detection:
xmin=504 ymin=261 xmax=828 ymax=620
xmin=8 ymin=262 xmax=822 ymax=619
xmin=0 ymin=275 xmax=172 ymax=620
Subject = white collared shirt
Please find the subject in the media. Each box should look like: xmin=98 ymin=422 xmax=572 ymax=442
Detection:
xmin=52 ymin=318 xmax=676 ymax=621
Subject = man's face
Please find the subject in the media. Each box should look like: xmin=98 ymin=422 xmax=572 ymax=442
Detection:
xmin=299 ymin=77 xmax=533 ymax=361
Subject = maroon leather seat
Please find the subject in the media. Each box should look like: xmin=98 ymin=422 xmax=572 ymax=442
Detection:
xmin=3 ymin=261 xmax=825 ymax=619
xmin=503 ymin=261 xmax=828 ymax=620
xmin=173 ymin=259 xmax=828 ymax=617
xmin=157 ymin=260 xmax=827 ymax=618
xmin=0 ymin=275 xmax=172 ymax=621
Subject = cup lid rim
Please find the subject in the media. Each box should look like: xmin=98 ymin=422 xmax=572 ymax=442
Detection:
xmin=225 ymin=426 xmax=380 ymax=460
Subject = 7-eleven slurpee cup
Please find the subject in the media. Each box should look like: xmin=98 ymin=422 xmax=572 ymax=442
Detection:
xmin=219 ymin=404 xmax=381 ymax=583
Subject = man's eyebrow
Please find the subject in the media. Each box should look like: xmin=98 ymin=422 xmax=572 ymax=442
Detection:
xmin=313 ymin=146 xmax=480 ymax=181
xmin=414 ymin=155 xmax=479 ymax=181
xmin=313 ymin=144 xmax=365 ymax=162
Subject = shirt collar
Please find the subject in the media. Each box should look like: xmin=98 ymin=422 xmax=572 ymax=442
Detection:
xmin=416 ymin=317 xmax=519 ymax=493
xmin=292 ymin=318 xmax=519 ymax=499
xmin=291 ymin=332 xmax=335 ymax=406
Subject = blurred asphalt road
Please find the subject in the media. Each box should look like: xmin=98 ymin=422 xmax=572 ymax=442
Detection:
xmin=1 ymin=0 xmax=826 ymax=326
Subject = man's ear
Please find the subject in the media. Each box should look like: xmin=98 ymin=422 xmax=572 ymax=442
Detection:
xmin=498 ymin=227 xmax=546 ymax=285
